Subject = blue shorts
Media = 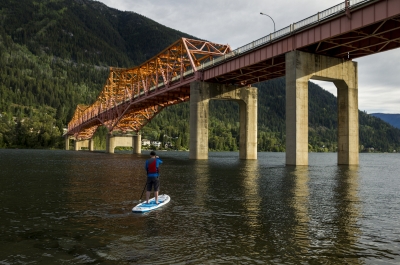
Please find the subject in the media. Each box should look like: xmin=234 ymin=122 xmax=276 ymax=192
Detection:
xmin=146 ymin=177 xmax=160 ymax=192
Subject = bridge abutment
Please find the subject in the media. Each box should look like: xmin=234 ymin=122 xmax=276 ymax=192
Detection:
xmin=189 ymin=81 xmax=257 ymax=160
xmin=285 ymin=50 xmax=358 ymax=165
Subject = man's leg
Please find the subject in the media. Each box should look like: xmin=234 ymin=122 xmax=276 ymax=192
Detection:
xmin=146 ymin=191 xmax=150 ymax=204
xmin=146 ymin=178 xmax=152 ymax=204
xmin=155 ymin=191 xmax=159 ymax=204
xmin=155 ymin=178 xmax=160 ymax=204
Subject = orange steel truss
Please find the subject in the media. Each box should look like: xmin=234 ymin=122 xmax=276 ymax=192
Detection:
xmin=67 ymin=38 xmax=231 ymax=139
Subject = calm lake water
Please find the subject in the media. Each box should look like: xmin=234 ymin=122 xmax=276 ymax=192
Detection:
xmin=0 ymin=149 xmax=399 ymax=264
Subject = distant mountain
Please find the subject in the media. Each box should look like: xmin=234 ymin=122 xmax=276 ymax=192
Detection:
xmin=370 ymin=113 xmax=400 ymax=129
xmin=0 ymin=0 xmax=196 ymax=67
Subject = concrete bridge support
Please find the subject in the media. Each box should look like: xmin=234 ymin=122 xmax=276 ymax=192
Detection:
xmin=65 ymin=135 xmax=70 ymax=150
xmin=74 ymin=139 xmax=89 ymax=151
xmin=285 ymin=50 xmax=358 ymax=165
xmin=72 ymin=139 xmax=94 ymax=151
xmin=189 ymin=81 xmax=257 ymax=160
xmin=89 ymin=139 xmax=94 ymax=152
xmin=133 ymin=134 xmax=142 ymax=154
xmin=106 ymin=134 xmax=142 ymax=154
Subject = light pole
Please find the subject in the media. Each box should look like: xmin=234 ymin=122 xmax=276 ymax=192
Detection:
xmin=260 ymin=12 xmax=276 ymax=32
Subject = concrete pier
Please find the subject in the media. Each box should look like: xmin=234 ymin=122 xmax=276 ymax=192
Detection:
xmin=106 ymin=134 xmax=142 ymax=154
xmin=74 ymin=139 xmax=89 ymax=151
xmin=189 ymin=81 xmax=257 ymax=160
xmin=89 ymin=139 xmax=94 ymax=152
xmin=65 ymin=135 xmax=70 ymax=150
xmin=285 ymin=50 xmax=358 ymax=165
xmin=133 ymin=134 xmax=142 ymax=154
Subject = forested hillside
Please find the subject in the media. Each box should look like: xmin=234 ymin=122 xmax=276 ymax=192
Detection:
xmin=1 ymin=0 xmax=400 ymax=152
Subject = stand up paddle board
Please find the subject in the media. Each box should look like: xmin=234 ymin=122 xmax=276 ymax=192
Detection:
xmin=132 ymin=194 xmax=170 ymax=213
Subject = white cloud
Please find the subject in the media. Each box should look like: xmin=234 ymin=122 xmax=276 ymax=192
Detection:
xmin=96 ymin=0 xmax=400 ymax=113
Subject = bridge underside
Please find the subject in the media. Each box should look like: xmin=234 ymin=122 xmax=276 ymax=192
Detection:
xmin=69 ymin=85 xmax=191 ymax=139
xmin=204 ymin=2 xmax=400 ymax=85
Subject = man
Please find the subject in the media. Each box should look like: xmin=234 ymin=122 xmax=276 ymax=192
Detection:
xmin=145 ymin=151 xmax=163 ymax=204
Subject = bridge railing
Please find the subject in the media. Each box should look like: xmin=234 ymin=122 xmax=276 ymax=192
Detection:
xmin=197 ymin=0 xmax=374 ymax=72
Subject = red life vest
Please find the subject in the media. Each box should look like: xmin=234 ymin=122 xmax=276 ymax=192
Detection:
xmin=147 ymin=158 xmax=159 ymax=174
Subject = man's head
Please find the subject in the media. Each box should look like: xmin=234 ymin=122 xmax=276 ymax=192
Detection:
xmin=150 ymin=151 xmax=156 ymax=157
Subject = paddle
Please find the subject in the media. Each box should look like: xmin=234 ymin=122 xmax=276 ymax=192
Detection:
xmin=139 ymin=182 xmax=147 ymax=202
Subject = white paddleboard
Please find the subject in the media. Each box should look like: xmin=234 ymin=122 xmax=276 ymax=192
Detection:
xmin=132 ymin=194 xmax=170 ymax=213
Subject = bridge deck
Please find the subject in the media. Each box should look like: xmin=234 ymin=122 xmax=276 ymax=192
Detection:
xmin=204 ymin=0 xmax=400 ymax=84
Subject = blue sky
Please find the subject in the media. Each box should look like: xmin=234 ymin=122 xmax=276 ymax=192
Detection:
xmin=96 ymin=0 xmax=400 ymax=114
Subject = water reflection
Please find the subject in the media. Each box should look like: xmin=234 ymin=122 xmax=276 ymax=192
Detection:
xmin=2 ymin=150 xmax=397 ymax=264
xmin=332 ymin=165 xmax=361 ymax=264
xmin=305 ymin=165 xmax=361 ymax=263
xmin=290 ymin=166 xmax=311 ymax=257
xmin=257 ymin=164 xmax=362 ymax=263
xmin=193 ymin=160 xmax=211 ymax=210
xmin=238 ymin=160 xmax=263 ymax=253
xmin=241 ymin=160 xmax=261 ymax=228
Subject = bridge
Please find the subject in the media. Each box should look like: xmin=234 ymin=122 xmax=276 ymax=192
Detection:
xmin=66 ymin=0 xmax=400 ymax=165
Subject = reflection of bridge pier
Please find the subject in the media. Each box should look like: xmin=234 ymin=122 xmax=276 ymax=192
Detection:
xmin=290 ymin=166 xmax=310 ymax=255
xmin=332 ymin=165 xmax=361 ymax=262
xmin=286 ymin=51 xmax=358 ymax=165
xmin=189 ymin=81 xmax=257 ymax=160
xmin=286 ymin=165 xmax=361 ymax=262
